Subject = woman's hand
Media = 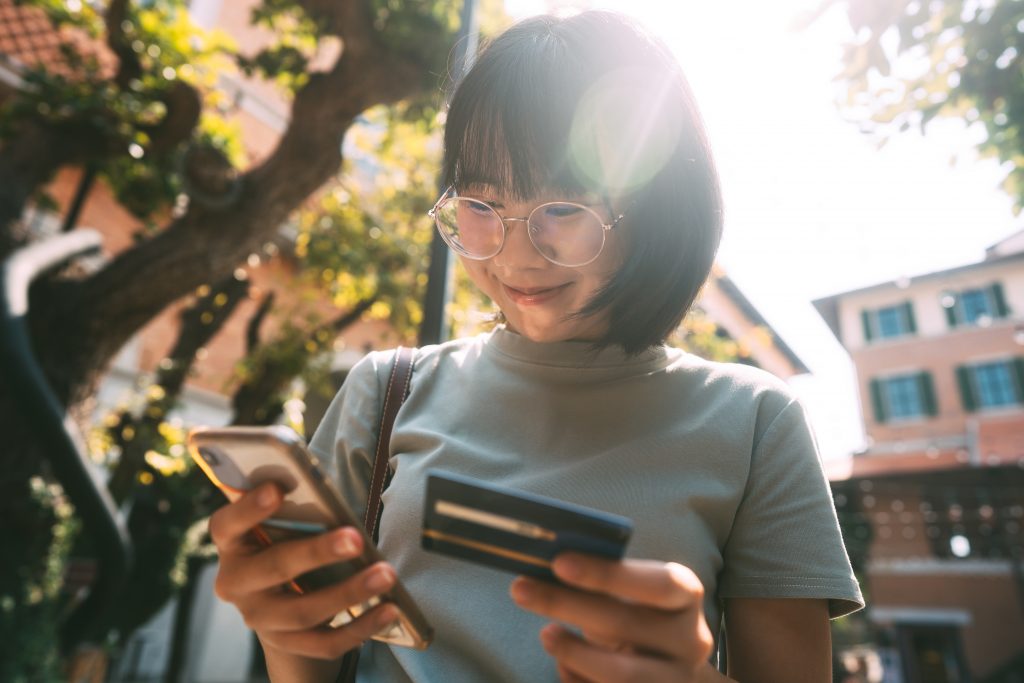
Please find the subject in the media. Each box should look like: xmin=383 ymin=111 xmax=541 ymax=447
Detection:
xmin=208 ymin=482 xmax=400 ymax=661
xmin=510 ymin=554 xmax=719 ymax=683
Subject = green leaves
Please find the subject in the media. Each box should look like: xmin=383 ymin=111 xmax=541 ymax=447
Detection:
xmin=826 ymin=0 xmax=1024 ymax=211
xmin=1 ymin=0 xmax=240 ymax=220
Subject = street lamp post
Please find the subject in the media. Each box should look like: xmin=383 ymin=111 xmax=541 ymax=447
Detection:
xmin=419 ymin=0 xmax=479 ymax=346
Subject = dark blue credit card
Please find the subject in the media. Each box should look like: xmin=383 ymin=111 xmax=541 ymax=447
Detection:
xmin=421 ymin=470 xmax=633 ymax=581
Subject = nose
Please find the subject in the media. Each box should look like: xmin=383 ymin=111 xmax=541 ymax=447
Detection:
xmin=491 ymin=216 xmax=546 ymax=269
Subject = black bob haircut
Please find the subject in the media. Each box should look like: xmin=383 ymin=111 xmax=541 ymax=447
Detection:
xmin=442 ymin=11 xmax=724 ymax=354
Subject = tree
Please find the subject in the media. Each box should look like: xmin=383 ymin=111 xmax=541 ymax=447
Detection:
xmin=813 ymin=0 xmax=1024 ymax=207
xmin=0 ymin=0 xmax=467 ymax=673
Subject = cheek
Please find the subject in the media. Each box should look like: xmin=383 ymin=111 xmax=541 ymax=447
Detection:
xmin=459 ymin=258 xmax=495 ymax=295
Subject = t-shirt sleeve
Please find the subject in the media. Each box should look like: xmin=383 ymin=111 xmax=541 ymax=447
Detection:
xmin=307 ymin=351 xmax=387 ymax=523
xmin=718 ymin=398 xmax=865 ymax=618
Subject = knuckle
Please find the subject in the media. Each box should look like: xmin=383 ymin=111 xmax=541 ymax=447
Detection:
xmin=666 ymin=562 xmax=703 ymax=597
xmin=264 ymin=549 xmax=292 ymax=585
xmin=213 ymin=571 xmax=235 ymax=602
xmin=293 ymin=598 xmax=329 ymax=630
xmin=240 ymin=609 xmax=260 ymax=632
xmin=696 ymin=620 xmax=715 ymax=659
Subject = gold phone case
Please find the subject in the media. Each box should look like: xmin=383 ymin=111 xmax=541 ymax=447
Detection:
xmin=187 ymin=425 xmax=433 ymax=650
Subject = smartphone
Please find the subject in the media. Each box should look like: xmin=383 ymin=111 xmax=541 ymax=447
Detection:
xmin=187 ymin=425 xmax=432 ymax=650
xmin=422 ymin=470 xmax=633 ymax=581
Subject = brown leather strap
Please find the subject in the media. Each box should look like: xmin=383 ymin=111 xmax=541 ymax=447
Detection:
xmin=363 ymin=346 xmax=415 ymax=539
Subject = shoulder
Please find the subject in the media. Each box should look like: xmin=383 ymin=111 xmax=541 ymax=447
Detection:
xmin=352 ymin=334 xmax=490 ymax=385
xmin=666 ymin=351 xmax=798 ymax=419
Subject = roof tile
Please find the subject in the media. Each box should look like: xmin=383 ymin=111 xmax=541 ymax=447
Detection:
xmin=0 ymin=0 xmax=116 ymax=80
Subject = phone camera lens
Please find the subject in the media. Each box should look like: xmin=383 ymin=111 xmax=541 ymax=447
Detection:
xmin=199 ymin=447 xmax=220 ymax=466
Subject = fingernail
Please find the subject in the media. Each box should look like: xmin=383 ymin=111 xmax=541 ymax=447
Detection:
xmin=333 ymin=531 xmax=355 ymax=556
xmin=257 ymin=486 xmax=276 ymax=508
xmin=365 ymin=568 xmax=393 ymax=593
xmin=510 ymin=577 xmax=535 ymax=604
xmin=553 ymin=555 xmax=580 ymax=580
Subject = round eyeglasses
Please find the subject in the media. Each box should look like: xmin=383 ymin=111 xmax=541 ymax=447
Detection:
xmin=428 ymin=187 xmax=627 ymax=267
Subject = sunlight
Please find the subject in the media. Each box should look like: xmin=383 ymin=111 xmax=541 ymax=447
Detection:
xmin=501 ymin=0 xmax=1021 ymax=461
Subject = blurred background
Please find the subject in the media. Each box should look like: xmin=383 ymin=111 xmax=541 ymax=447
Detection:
xmin=0 ymin=0 xmax=1022 ymax=681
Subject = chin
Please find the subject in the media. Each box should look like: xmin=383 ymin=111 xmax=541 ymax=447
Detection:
xmin=509 ymin=317 xmax=604 ymax=344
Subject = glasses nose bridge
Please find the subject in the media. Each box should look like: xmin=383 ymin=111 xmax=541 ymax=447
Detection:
xmin=496 ymin=213 xmax=532 ymax=241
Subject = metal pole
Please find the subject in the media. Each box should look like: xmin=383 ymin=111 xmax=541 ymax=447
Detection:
xmin=419 ymin=0 xmax=479 ymax=346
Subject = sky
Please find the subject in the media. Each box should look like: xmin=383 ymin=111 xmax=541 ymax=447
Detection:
xmin=504 ymin=0 xmax=1022 ymax=460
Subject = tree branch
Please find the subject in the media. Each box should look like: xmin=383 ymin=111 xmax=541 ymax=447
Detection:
xmin=104 ymin=0 xmax=142 ymax=88
xmin=71 ymin=23 xmax=428 ymax=386
xmin=293 ymin=0 xmax=378 ymax=57
xmin=106 ymin=275 xmax=249 ymax=503
xmin=246 ymin=291 xmax=276 ymax=354
xmin=229 ymin=295 xmax=375 ymax=426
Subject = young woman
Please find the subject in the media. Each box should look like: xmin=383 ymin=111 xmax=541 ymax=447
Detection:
xmin=208 ymin=11 xmax=863 ymax=682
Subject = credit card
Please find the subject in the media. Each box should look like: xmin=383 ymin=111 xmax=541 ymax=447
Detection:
xmin=421 ymin=470 xmax=633 ymax=581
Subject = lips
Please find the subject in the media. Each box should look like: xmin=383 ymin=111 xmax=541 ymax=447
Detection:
xmin=501 ymin=282 xmax=570 ymax=305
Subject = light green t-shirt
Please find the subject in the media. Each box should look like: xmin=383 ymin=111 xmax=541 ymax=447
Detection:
xmin=309 ymin=327 xmax=863 ymax=682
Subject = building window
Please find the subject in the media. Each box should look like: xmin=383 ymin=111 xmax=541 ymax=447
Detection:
xmin=862 ymin=302 xmax=916 ymax=343
xmin=895 ymin=624 xmax=971 ymax=683
xmin=870 ymin=372 xmax=937 ymax=423
xmin=957 ymin=359 xmax=1024 ymax=411
xmin=944 ymin=283 xmax=1009 ymax=328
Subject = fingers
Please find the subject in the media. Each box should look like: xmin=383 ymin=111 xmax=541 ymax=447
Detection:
xmin=242 ymin=562 xmax=396 ymax=633
xmin=216 ymin=526 xmax=365 ymax=599
xmin=557 ymin=662 xmax=592 ymax=683
xmin=541 ymin=624 xmax=694 ymax=683
xmin=511 ymin=577 xmax=688 ymax=659
xmin=553 ymin=555 xmax=703 ymax=611
xmin=259 ymin=601 xmax=401 ymax=661
xmin=208 ymin=483 xmax=282 ymax=555
xmin=242 ymin=565 xmax=395 ymax=634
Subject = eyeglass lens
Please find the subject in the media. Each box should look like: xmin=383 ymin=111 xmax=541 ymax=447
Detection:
xmin=433 ymin=198 xmax=606 ymax=267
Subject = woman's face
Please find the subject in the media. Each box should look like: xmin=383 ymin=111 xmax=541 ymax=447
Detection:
xmin=457 ymin=184 xmax=625 ymax=344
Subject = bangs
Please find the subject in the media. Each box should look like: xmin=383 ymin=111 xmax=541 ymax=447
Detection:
xmin=443 ymin=14 xmax=689 ymax=203
xmin=442 ymin=23 xmax=595 ymax=200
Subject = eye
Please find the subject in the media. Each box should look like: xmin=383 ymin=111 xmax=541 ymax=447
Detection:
xmin=466 ymin=200 xmax=495 ymax=215
xmin=542 ymin=204 xmax=584 ymax=219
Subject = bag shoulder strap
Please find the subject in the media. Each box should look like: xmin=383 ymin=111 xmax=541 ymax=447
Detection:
xmin=363 ymin=346 xmax=415 ymax=541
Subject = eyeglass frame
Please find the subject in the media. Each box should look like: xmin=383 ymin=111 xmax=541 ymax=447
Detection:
xmin=427 ymin=185 xmax=629 ymax=267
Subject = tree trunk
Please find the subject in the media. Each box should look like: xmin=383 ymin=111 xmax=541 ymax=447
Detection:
xmin=0 ymin=0 xmax=444 ymax=666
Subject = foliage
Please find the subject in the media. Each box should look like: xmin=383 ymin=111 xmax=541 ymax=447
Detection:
xmin=669 ymin=306 xmax=757 ymax=365
xmin=817 ymin=0 xmax=1024 ymax=209
xmin=238 ymin=0 xmax=322 ymax=92
xmin=0 ymin=479 xmax=79 ymax=683
xmin=230 ymin=101 xmax=458 ymax=418
xmin=298 ymin=105 xmax=442 ymax=333
xmin=1 ymin=0 xmax=241 ymax=221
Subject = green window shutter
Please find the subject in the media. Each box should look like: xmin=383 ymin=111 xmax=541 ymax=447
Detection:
xmin=945 ymin=294 xmax=960 ymax=328
xmin=903 ymin=301 xmax=917 ymax=334
xmin=870 ymin=379 xmax=887 ymax=423
xmin=1013 ymin=358 xmax=1024 ymax=404
xmin=991 ymin=282 xmax=1009 ymax=318
xmin=919 ymin=372 xmax=937 ymax=416
xmin=862 ymin=310 xmax=874 ymax=343
xmin=956 ymin=366 xmax=977 ymax=412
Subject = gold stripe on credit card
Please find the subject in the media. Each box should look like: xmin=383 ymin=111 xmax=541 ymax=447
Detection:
xmin=421 ymin=528 xmax=552 ymax=569
xmin=434 ymin=499 xmax=557 ymax=541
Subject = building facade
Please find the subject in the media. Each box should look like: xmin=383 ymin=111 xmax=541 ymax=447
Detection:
xmin=815 ymin=231 xmax=1024 ymax=682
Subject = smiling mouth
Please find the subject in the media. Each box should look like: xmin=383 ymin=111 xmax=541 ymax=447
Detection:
xmin=501 ymin=282 xmax=570 ymax=305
